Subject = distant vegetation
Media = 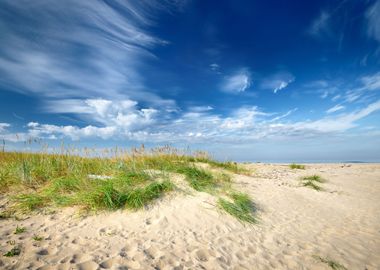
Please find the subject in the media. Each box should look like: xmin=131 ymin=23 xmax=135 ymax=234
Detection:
xmin=301 ymin=175 xmax=325 ymax=191
xmin=289 ymin=163 xmax=305 ymax=169
xmin=0 ymin=146 xmax=256 ymax=223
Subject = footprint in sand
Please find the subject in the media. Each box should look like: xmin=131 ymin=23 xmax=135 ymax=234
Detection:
xmin=195 ymin=249 xmax=210 ymax=262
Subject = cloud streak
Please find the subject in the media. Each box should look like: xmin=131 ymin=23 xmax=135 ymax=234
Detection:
xmin=308 ymin=10 xmax=331 ymax=38
xmin=366 ymin=0 xmax=380 ymax=44
xmin=221 ymin=69 xmax=251 ymax=93
xmin=0 ymin=0 xmax=175 ymax=111
xmin=326 ymin=104 xmax=345 ymax=114
xmin=261 ymin=72 xmax=295 ymax=93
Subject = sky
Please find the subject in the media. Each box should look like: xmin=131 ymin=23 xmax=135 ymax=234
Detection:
xmin=0 ymin=0 xmax=380 ymax=162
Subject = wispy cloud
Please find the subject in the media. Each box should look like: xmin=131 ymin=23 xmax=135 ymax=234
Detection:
xmin=221 ymin=69 xmax=251 ymax=93
xmin=304 ymin=80 xmax=338 ymax=99
xmin=210 ymin=63 xmax=220 ymax=71
xmin=0 ymin=123 xmax=10 ymax=133
xmin=308 ymin=10 xmax=331 ymax=38
xmin=261 ymin=71 xmax=295 ymax=93
xmin=188 ymin=105 xmax=214 ymax=112
xmin=0 ymin=0 xmax=175 ymax=111
xmin=366 ymin=0 xmax=380 ymax=44
xmin=343 ymin=72 xmax=380 ymax=103
xmin=326 ymin=104 xmax=345 ymax=114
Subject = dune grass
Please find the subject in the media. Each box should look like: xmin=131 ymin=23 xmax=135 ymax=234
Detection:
xmin=3 ymin=246 xmax=21 ymax=257
xmin=14 ymin=225 xmax=26 ymax=234
xmin=32 ymin=235 xmax=43 ymax=241
xmin=300 ymin=174 xmax=325 ymax=191
xmin=0 ymin=147 xmax=255 ymax=222
xmin=313 ymin=255 xmax=347 ymax=270
xmin=218 ymin=192 xmax=257 ymax=223
xmin=289 ymin=163 xmax=305 ymax=169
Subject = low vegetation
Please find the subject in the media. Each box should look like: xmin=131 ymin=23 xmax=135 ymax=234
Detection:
xmin=289 ymin=163 xmax=305 ymax=169
xmin=301 ymin=174 xmax=325 ymax=191
xmin=4 ymin=246 xmax=21 ymax=257
xmin=32 ymin=235 xmax=43 ymax=241
xmin=218 ymin=192 xmax=257 ymax=223
xmin=0 ymin=146 xmax=255 ymax=222
xmin=313 ymin=255 xmax=347 ymax=270
xmin=14 ymin=225 xmax=26 ymax=234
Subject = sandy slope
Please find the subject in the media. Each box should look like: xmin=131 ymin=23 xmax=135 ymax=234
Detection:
xmin=0 ymin=163 xmax=379 ymax=270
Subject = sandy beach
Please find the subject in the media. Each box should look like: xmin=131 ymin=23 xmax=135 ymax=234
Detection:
xmin=1 ymin=163 xmax=379 ymax=270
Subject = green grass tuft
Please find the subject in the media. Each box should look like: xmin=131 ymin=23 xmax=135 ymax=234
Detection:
xmin=32 ymin=235 xmax=43 ymax=241
xmin=313 ymin=255 xmax=347 ymax=270
xmin=302 ymin=174 xmax=324 ymax=182
xmin=14 ymin=193 xmax=47 ymax=211
xmin=300 ymin=174 xmax=325 ymax=191
xmin=124 ymin=180 xmax=174 ymax=209
xmin=218 ymin=192 xmax=256 ymax=223
xmin=14 ymin=225 xmax=26 ymax=234
xmin=4 ymin=246 xmax=21 ymax=257
xmin=177 ymin=166 xmax=216 ymax=192
xmin=290 ymin=163 xmax=305 ymax=169
xmin=302 ymin=180 xmax=322 ymax=191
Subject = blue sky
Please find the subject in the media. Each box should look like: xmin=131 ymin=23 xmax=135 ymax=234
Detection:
xmin=0 ymin=0 xmax=380 ymax=162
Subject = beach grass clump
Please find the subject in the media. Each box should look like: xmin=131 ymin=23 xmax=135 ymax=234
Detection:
xmin=313 ymin=255 xmax=347 ymax=270
xmin=3 ymin=246 xmax=21 ymax=257
xmin=177 ymin=166 xmax=216 ymax=192
xmin=300 ymin=174 xmax=325 ymax=191
xmin=302 ymin=174 xmax=324 ymax=182
xmin=289 ymin=163 xmax=305 ymax=169
xmin=14 ymin=225 xmax=26 ymax=234
xmin=15 ymin=194 xmax=46 ymax=211
xmin=218 ymin=192 xmax=256 ymax=223
xmin=123 ymin=180 xmax=174 ymax=209
xmin=32 ymin=235 xmax=43 ymax=241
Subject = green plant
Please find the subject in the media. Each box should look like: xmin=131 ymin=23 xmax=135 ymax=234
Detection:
xmin=302 ymin=175 xmax=324 ymax=182
xmin=218 ymin=192 xmax=256 ymax=223
xmin=4 ymin=246 xmax=21 ymax=257
xmin=15 ymin=193 xmax=46 ymax=210
xmin=313 ymin=255 xmax=347 ymax=270
xmin=14 ymin=225 xmax=26 ymax=234
xmin=177 ymin=166 xmax=216 ymax=192
xmin=300 ymin=174 xmax=325 ymax=191
xmin=124 ymin=180 xmax=174 ymax=209
xmin=302 ymin=180 xmax=322 ymax=191
xmin=32 ymin=235 xmax=43 ymax=241
xmin=290 ymin=163 xmax=305 ymax=169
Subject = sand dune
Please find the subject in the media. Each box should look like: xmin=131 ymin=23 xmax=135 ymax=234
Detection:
xmin=1 ymin=163 xmax=379 ymax=269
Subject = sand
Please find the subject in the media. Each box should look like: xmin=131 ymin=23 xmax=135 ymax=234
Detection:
xmin=0 ymin=163 xmax=379 ymax=269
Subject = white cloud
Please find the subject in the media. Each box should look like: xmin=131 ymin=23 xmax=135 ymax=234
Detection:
xmin=308 ymin=10 xmax=331 ymax=38
xmin=0 ymin=0 xmax=175 ymax=110
xmin=221 ymin=69 xmax=251 ymax=93
xmin=188 ymin=106 xmax=214 ymax=112
xmin=3 ymin=100 xmax=380 ymax=144
xmin=326 ymin=104 xmax=345 ymax=114
xmin=298 ymin=100 xmax=380 ymax=133
xmin=366 ymin=0 xmax=380 ymax=43
xmin=210 ymin=63 xmax=220 ymax=71
xmin=261 ymin=72 xmax=295 ymax=93
xmin=344 ymin=72 xmax=380 ymax=103
xmin=28 ymin=123 xmax=116 ymax=141
xmin=0 ymin=123 xmax=10 ymax=133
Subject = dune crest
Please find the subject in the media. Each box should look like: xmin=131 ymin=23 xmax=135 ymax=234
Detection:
xmin=1 ymin=163 xmax=379 ymax=269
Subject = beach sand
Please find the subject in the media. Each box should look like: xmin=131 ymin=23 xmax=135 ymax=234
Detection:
xmin=1 ymin=163 xmax=379 ymax=269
